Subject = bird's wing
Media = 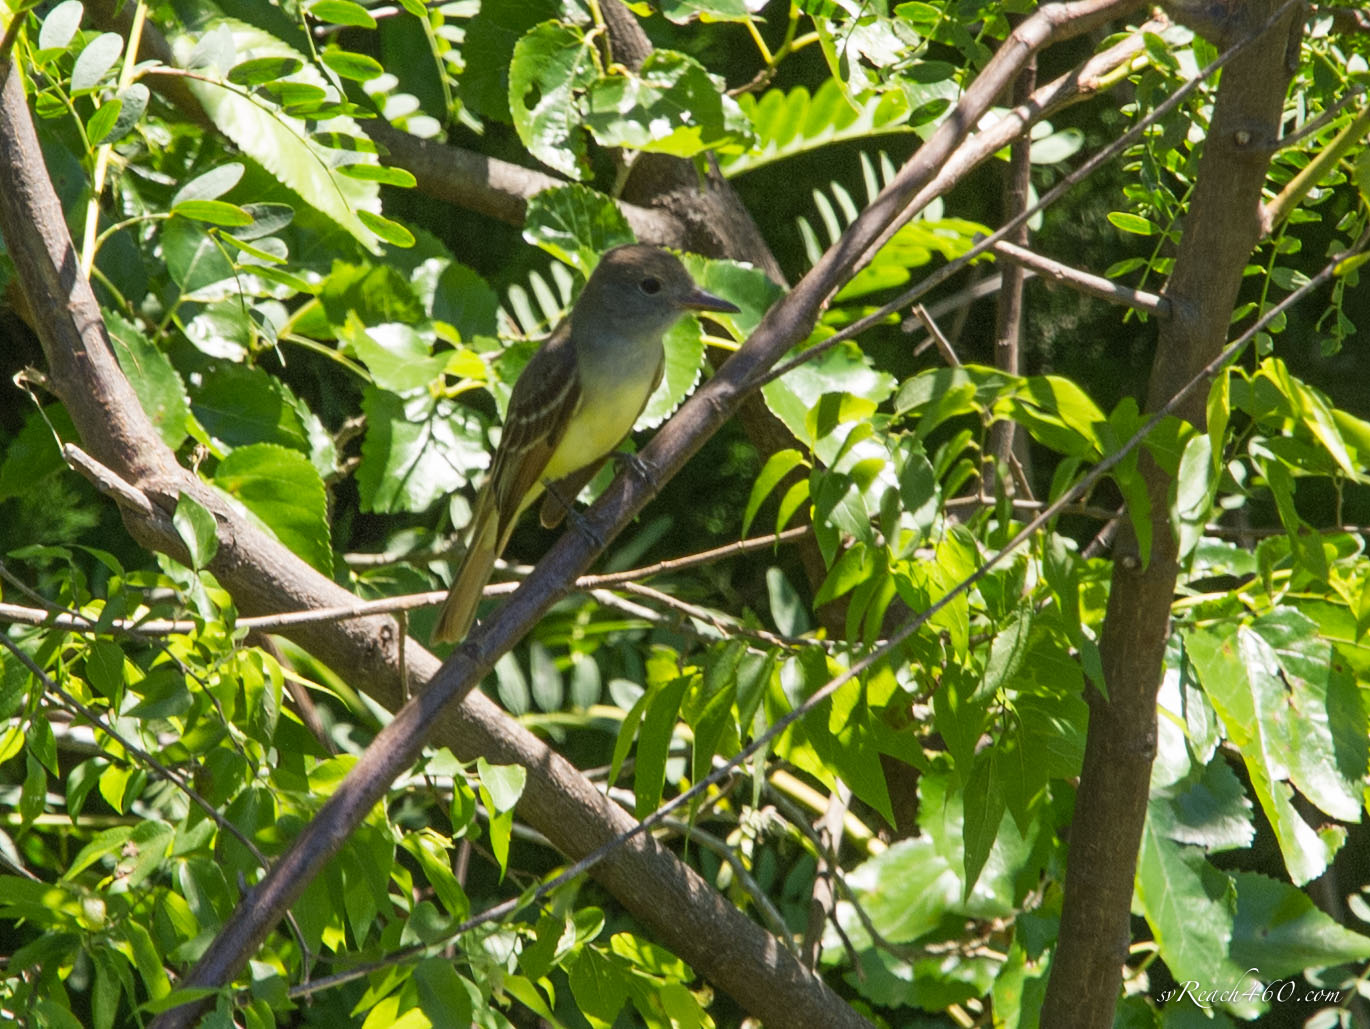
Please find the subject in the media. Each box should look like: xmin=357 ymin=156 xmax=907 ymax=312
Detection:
xmin=489 ymin=323 xmax=582 ymax=533
xmin=432 ymin=325 xmax=581 ymax=643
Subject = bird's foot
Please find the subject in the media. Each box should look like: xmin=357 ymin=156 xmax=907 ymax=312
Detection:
xmin=542 ymin=477 xmax=604 ymax=549
xmin=609 ymin=448 xmax=654 ymax=487
xmin=567 ymin=506 xmax=604 ymax=549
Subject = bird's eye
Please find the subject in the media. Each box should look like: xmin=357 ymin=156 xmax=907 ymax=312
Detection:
xmin=639 ymin=276 xmax=662 ymax=295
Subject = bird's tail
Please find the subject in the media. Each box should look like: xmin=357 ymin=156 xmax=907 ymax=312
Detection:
xmin=433 ymin=502 xmax=500 ymax=644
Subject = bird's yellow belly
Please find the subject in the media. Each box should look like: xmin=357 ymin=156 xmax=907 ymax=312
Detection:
xmin=542 ymin=386 xmax=649 ymax=484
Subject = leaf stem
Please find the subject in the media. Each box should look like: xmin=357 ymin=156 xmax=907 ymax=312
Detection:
xmin=80 ymin=0 xmax=147 ymax=279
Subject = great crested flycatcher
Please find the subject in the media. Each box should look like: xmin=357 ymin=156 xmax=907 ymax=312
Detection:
xmin=433 ymin=244 xmax=739 ymax=643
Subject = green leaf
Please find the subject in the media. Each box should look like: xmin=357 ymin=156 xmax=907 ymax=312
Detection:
xmin=90 ymin=948 xmax=120 ymax=1029
xmin=830 ymin=778 xmax=1027 ymax=955
xmin=321 ymin=48 xmax=384 ymax=82
xmin=1174 ymin=431 xmax=1215 ymax=561
xmin=689 ymin=677 xmax=737 ymax=790
xmin=1000 ymin=375 xmax=1105 ymax=459
xmin=1248 ymin=609 xmax=1367 ymax=822
xmin=121 ymin=919 xmax=170 ymax=999
xmin=214 ymin=443 xmax=332 ymax=573
xmin=529 ymin=642 xmax=563 ymax=712
xmin=356 ymin=210 xmax=415 ymax=248
xmin=162 ymin=217 xmax=233 ymax=294
xmin=978 ymin=608 xmax=1032 ymax=702
xmin=821 ymin=674 xmax=894 ymax=826
xmin=0 ymin=404 xmax=75 ymax=501
xmin=101 ymin=83 xmax=148 ymax=144
xmin=339 ymin=317 xmax=448 ymax=393
xmin=1107 ymin=211 xmax=1157 ymax=235
xmin=1150 ymin=756 xmax=1254 ymax=852
xmin=763 ymin=342 xmax=896 ymax=447
xmin=459 ymin=0 xmax=562 ymax=122
xmin=106 ymin=311 xmax=189 ymax=449
xmin=658 ymin=0 xmax=750 ymax=23
xmin=433 ymin=262 xmax=500 ymax=342
xmin=584 ymin=50 xmax=750 ymax=159
xmin=319 ymin=261 xmax=426 ymax=328
xmin=476 ymin=758 xmax=525 ymax=878
xmin=173 ymin=492 xmax=219 ymax=570
xmin=400 ymin=833 xmax=469 ymax=920
xmin=766 ymin=566 xmax=809 ymax=637
xmin=337 ymin=163 xmax=417 ymax=187
xmin=308 ymin=0 xmax=378 ymax=28
xmin=226 ymin=56 xmax=303 ymax=86
xmin=961 ymin=749 xmax=1005 ymax=899
xmin=38 ymin=1 xmax=84 ymax=53
xmin=357 ymin=390 xmax=487 ymax=514
xmin=173 ymin=199 xmax=254 ymax=226
xmin=721 ymin=78 xmax=915 ymax=176
xmin=569 ymin=949 xmax=629 ymax=1028
xmin=1184 ymin=626 xmax=1346 ymax=885
xmin=33 ymin=1002 xmax=85 ymax=1029
xmin=85 ymin=98 xmax=122 ymax=149
xmin=191 ymin=364 xmax=311 ymax=454
xmin=71 ymin=32 xmax=122 ymax=93
xmin=634 ymin=675 xmax=690 ymax=819
xmin=258 ymin=80 xmax=326 ymax=107
xmin=1029 ymin=125 xmax=1085 ymax=165
xmin=814 ymin=542 xmax=874 ymax=608
xmin=509 ymin=20 xmax=598 ymax=178
xmin=1134 ymin=813 xmax=1257 ymax=1017
xmin=523 ymin=185 xmax=634 ymax=272
xmin=413 ymin=958 xmax=474 ymax=1029
xmin=637 ymin=313 xmax=708 ymax=430
xmin=0 ymin=726 xmax=24 ymax=766
xmin=609 ymin=688 xmax=650 ymax=793
xmin=173 ymin=163 xmax=245 ymax=206
xmin=1231 ymin=871 xmax=1370 ymax=976
xmin=743 ymin=449 xmax=805 ymax=535
xmin=476 ymin=758 xmax=526 ymax=814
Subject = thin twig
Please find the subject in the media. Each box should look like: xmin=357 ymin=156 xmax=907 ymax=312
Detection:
xmin=986 ymin=238 xmax=1170 ymax=316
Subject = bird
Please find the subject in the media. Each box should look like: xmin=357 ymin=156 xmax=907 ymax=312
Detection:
xmin=432 ymin=244 xmax=739 ymax=643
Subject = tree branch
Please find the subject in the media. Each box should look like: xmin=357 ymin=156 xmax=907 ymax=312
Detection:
xmin=1040 ymin=2 xmax=1302 ymax=1023
xmin=990 ymin=238 xmax=1171 ymax=315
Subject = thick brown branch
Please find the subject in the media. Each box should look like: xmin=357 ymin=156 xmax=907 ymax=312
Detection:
xmin=364 ymin=120 xmax=686 ymax=242
xmin=1040 ymin=2 xmax=1302 ymax=1024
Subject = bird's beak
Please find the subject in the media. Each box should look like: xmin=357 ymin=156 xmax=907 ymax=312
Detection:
xmin=681 ymin=288 xmax=740 ymax=314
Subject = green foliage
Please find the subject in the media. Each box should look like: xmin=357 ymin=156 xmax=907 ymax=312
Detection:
xmin=3 ymin=0 xmax=1370 ymax=1027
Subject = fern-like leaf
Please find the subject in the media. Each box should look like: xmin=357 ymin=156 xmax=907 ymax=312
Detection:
xmin=720 ymin=78 xmax=942 ymax=177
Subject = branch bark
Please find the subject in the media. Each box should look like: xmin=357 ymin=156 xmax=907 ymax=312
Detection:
xmin=1040 ymin=3 xmax=1301 ymax=1024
